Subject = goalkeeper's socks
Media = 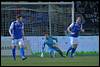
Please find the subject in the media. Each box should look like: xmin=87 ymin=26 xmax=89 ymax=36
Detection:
xmin=71 ymin=48 xmax=76 ymax=57
xmin=66 ymin=46 xmax=72 ymax=56
xmin=12 ymin=48 xmax=16 ymax=60
xmin=20 ymin=48 xmax=25 ymax=59
xmin=58 ymin=50 xmax=64 ymax=57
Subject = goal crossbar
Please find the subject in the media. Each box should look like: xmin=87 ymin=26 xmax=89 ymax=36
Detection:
xmin=1 ymin=2 xmax=74 ymax=5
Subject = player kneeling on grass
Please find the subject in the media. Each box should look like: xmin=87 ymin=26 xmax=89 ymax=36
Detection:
xmin=9 ymin=15 xmax=27 ymax=60
xmin=41 ymin=32 xmax=65 ymax=58
xmin=66 ymin=16 xmax=84 ymax=57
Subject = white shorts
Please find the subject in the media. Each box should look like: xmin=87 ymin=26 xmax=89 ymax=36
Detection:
xmin=12 ymin=38 xmax=24 ymax=46
xmin=70 ymin=37 xmax=78 ymax=48
xmin=70 ymin=37 xmax=78 ymax=45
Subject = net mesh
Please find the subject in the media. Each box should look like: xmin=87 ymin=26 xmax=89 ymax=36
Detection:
xmin=1 ymin=2 xmax=73 ymax=36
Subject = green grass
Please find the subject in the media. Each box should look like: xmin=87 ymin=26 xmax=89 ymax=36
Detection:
xmin=1 ymin=55 xmax=99 ymax=66
xmin=31 ymin=51 xmax=99 ymax=57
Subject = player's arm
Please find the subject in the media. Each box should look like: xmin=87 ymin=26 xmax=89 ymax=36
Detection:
xmin=9 ymin=22 xmax=14 ymax=39
xmin=52 ymin=37 xmax=59 ymax=47
xmin=52 ymin=37 xmax=58 ymax=43
xmin=80 ymin=24 xmax=85 ymax=32
xmin=67 ymin=23 xmax=74 ymax=34
xmin=41 ymin=42 xmax=46 ymax=57
xmin=22 ymin=23 xmax=24 ymax=39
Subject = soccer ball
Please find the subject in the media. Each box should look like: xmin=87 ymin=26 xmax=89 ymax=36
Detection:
xmin=40 ymin=53 xmax=44 ymax=58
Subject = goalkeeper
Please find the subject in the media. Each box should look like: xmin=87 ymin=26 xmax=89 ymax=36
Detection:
xmin=41 ymin=32 xmax=65 ymax=58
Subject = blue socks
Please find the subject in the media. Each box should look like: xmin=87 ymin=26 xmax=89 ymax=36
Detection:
xmin=12 ymin=48 xmax=16 ymax=60
xmin=20 ymin=48 xmax=25 ymax=58
xmin=66 ymin=46 xmax=76 ymax=57
xmin=71 ymin=48 xmax=76 ymax=57
xmin=12 ymin=47 xmax=25 ymax=60
xmin=66 ymin=46 xmax=72 ymax=56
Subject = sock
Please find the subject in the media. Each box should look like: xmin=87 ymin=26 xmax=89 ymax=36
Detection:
xmin=71 ymin=48 xmax=76 ymax=57
xmin=20 ymin=48 xmax=25 ymax=58
xmin=12 ymin=47 xmax=16 ymax=60
xmin=66 ymin=46 xmax=72 ymax=55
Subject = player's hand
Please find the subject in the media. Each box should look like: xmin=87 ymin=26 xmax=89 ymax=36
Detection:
xmin=11 ymin=34 xmax=14 ymax=39
xmin=71 ymin=32 xmax=75 ymax=34
xmin=81 ymin=29 xmax=85 ymax=32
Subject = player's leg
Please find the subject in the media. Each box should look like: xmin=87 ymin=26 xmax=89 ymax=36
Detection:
xmin=11 ymin=39 xmax=17 ymax=60
xmin=49 ymin=48 xmax=55 ymax=58
xmin=70 ymin=44 xmax=77 ymax=57
xmin=66 ymin=37 xmax=73 ymax=56
xmin=70 ymin=37 xmax=78 ymax=57
xmin=50 ymin=49 xmax=54 ymax=58
xmin=66 ymin=46 xmax=72 ymax=56
xmin=53 ymin=46 xmax=64 ymax=57
xmin=18 ymin=38 xmax=27 ymax=60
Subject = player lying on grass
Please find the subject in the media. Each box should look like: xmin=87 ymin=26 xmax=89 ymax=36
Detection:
xmin=66 ymin=16 xmax=84 ymax=57
xmin=41 ymin=32 xmax=65 ymax=58
xmin=9 ymin=15 xmax=27 ymax=60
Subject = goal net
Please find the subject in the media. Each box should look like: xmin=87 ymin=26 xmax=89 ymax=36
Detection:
xmin=1 ymin=2 xmax=74 ymax=56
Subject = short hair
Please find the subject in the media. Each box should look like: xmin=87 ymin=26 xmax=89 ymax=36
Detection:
xmin=16 ymin=15 xmax=22 ymax=19
xmin=44 ymin=32 xmax=49 ymax=35
xmin=75 ymin=15 xmax=81 ymax=20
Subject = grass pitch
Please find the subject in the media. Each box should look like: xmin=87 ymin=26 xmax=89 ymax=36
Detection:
xmin=1 ymin=56 xmax=99 ymax=66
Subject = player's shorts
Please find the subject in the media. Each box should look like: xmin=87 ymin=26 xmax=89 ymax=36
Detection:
xmin=70 ymin=37 xmax=78 ymax=48
xmin=12 ymin=38 xmax=24 ymax=46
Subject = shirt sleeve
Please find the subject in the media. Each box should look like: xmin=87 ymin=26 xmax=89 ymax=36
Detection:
xmin=69 ymin=22 xmax=74 ymax=28
xmin=9 ymin=22 xmax=14 ymax=30
xmin=81 ymin=24 xmax=83 ymax=30
xmin=22 ymin=22 xmax=24 ymax=30
xmin=9 ymin=22 xmax=14 ymax=35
